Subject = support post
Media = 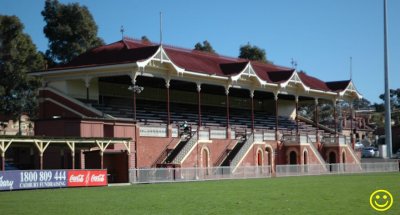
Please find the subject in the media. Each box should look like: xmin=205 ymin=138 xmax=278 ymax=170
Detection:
xmin=100 ymin=151 xmax=104 ymax=169
xmin=333 ymin=99 xmax=338 ymax=135
xmin=196 ymin=83 xmax=201 ymax=169
xmin=1 ymin=152 xmax=4 ymax=171
xmin=40 ymin=153 xmax=43 ymax=170
xmin=226 ymin=88 xmax=230 ymax=129
xmin=66 ymin=141 xmax=76 ymax=169
xmin=315 ymin=98 xmax=319 ymax=143
xmin=197 ymin=83 xmax=202 ymax=128
xmin=166 ymin=80 xmax=171 ymax=126
xmin=295 ymin=96 xmax=299 ymax=135
xmin=350 ymin=100 xmax=354 ymax=149
xmin=84 ymin=77 xmax=91 ymax=103
xmin=226 ymin=87 xmax=231 ymax=139
xmin=250 ymin=90 xmax=255 ymax=132
xmin=274 ymin=93 xmax=279 ymax=141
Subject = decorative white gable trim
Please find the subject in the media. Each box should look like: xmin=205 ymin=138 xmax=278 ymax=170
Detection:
xmin=230 ymin=62 xmax=275 ymax=87
xmin=280 ymin=71 xmax=310 ymax=92
xmin=339 ymin=81 xmax=362 ymax=99
xmin=136 ymin=46 xmax=185 ymax=74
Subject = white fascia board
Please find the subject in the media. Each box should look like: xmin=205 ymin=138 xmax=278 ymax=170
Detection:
xmin=30 ymin=63 xmax=138 ymax=77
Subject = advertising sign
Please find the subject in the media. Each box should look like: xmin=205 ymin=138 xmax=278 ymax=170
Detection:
xmin=0 ymin=170 xmax=67 ymax=191
xmin=67 ymin=170 xmax=107 ymax=187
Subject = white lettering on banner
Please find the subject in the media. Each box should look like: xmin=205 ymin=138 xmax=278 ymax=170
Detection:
xmin=0 ymin=176 xmax=14 ymax=189
xmin=91 ymin=174 xmax=105 ymax=182
xmin=69 ymin=174 xmax=85 ymax=183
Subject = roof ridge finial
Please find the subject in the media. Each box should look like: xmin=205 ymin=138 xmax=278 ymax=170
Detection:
xmin=349 ymin=56 xmax=352 ymax=80
xmin=120 ymin=25 xmax=125 ymax=40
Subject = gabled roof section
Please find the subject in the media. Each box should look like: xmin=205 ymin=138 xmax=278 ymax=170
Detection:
xmin=230 ymin=62 xmax=271 ymax=86
xmin=250 ymin=62 xmax=294 ymax=83
xmin=47 ymin=40 xmax=160 ymax=71
xmin=163 ymin=46 xmax=240 ymax=75
xmin=298 ymin=71 xmax=331 ymax=91
xmin=279 ymin=71 xmax=310 ymax=91
xmin=326 ymin=80 xmax=362 ymax=99
xmin=326 ymin=80 xmax=351 ymax=92
xmin=219 ymin=62 xmax=249 ymax=75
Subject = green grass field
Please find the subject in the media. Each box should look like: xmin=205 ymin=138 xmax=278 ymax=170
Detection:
xmin=0 ymin=173 xmax=399 ymax=215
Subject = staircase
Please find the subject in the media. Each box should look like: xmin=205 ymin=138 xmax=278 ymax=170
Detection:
xmin=221 ymin=139 xmax=245 ymax=166
xmin=345 ymin=144 xmax=361 ymax=164
xmin=166 ymin=131 xmax=198 ymax=164
xmin=229 ymin=133 xmax=255 ymax=172
xmin=306 ymin=135 xmax=327 ymax=166
xmin=298 ymin=115 xmax=335 ymax=134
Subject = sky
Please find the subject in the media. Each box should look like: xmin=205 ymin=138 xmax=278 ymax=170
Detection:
xmin=1 ymin=0 xmax=399 ymax=104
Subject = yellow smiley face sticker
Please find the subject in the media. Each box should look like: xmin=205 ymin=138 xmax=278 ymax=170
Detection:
xmin=369 ymin=190 xmax=393 ymax=212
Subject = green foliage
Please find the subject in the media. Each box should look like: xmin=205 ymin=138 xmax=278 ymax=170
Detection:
xmin=141 ymin=35 xmax=150 ymax=43
xmin=379 ymin=88 xmax=400 ymax=110
xmin=238 ymin=43 xmax=267 ymax=62
xmin=194 ymin=40 xmax=216 ymax=53
xmin=1 ymin=173 xmax=398 ymax=214
xmin=0 ymin=15 xmax=44 ymax=121
xmin=41 ymin=0 xmax=104 ymax=65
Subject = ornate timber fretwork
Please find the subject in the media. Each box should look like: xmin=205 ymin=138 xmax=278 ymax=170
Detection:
xmin=137 ymin=46 xmax=185 ymax=75
xmin=230 ymin=62 xmax=274 ymax=87
xmin=280 ymin=71 xmax=310 ymax=92
xmin=338 ymin=81 xmax=362 ymax=99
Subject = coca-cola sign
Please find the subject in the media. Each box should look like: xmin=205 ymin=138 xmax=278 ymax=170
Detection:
xmin=67 ymin=170 xmax=107 ymax=187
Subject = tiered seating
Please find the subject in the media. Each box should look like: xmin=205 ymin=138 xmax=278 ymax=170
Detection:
xmin=92 ymin=98 xmax=318 ymax=132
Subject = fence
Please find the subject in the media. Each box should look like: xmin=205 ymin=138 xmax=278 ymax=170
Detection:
xmin=129 ymin=162 xmax=398 ymax=184
xmin=130 ymin=166 xmax=272 ymax=184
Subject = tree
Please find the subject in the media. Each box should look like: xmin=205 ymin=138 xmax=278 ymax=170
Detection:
xmin=141 ymin=36 xmax=150 ymax=43
xmin=194 ymin=40 xmax=216 ymax=53
xmin=0 ymin=15 xmax=45 ymax=134
xmin=238 ymin=43 xmax=267 ymax=62
xmin=42 ymin=0 xmax=104 ymax=65
xmin=379 ymin=88 xmax=400 ymax=110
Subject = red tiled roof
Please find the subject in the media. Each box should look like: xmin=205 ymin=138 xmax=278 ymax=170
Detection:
xmin=298 ymin=71 xmax=331 ymax=91
xmin=326 ymin=80 xmax=351 ymax=92
xmin=43 ymin=38 xmax=355 ymax=94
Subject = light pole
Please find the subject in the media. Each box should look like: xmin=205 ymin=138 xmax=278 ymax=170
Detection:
xmin=383 ymin=0 xmax=392 ymax=158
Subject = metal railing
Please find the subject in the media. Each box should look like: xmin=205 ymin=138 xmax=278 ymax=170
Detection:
xmin=276 ymin=162 xmax=398 ymax=177
xmin=130 ymin=166 xmax=272 ymax=184
xmin=129 ymin=162 xmax=398 ymax=184
xmin=230 ymin=133 xmax=254 ymax=171
xmin=172 ymin=131 xmax=198 ymax=164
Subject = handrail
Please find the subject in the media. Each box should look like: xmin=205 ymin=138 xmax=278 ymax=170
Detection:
xmin=297 ymin=115 xmax=335 ymax=134
xmin=231 ymin=133 xmax=254 ymax=171
xmin=306 ymin=135 xmax=327 ymax=166
xmin=42 ymin=87 xmax=108 ymax=118
xmin=214 ymin=139 xmax=238 ymax=166
xmin=152 ymin=138 xmax=180 ymax=167
xmin=172 ymin=131 xmax=198 ymax=164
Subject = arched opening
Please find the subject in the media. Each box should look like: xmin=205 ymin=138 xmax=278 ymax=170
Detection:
xmin=289 ymin=151 xmax=297 ymax=165
xmin=265 ymin=147 xmax=273 ymax=166
xmin=328 ymin=151 xmax=337 ymax=172
xmin=257 ymin=150 xmax=263 ymax=166
xmin=329 ymin=152 xmax=337 ymax=164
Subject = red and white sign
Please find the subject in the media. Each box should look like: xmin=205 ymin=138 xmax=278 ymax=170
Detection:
xmin=67 ymin=170 xmax=107 ymax=187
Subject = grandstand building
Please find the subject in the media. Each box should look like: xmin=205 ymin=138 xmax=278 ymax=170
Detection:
xmin=27 ymin=38 xmax=362 ymax=182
